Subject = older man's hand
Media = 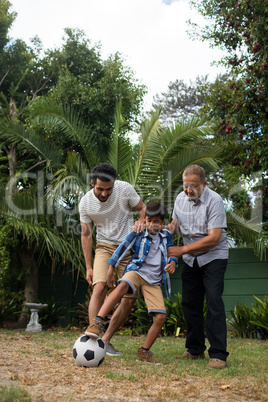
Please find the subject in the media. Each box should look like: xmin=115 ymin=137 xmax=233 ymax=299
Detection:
xmin=168 ymin=246 xmax=184 ymax=258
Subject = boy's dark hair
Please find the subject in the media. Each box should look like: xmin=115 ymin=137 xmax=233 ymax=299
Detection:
xmin=145 ymin=202 xmax=166 ymax=220
xmin=91 ymin=163 xmax=117 ymax=185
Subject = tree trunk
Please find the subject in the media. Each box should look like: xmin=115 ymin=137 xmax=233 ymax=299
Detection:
xmin=18 ymin=247 xmax=38 ymax=325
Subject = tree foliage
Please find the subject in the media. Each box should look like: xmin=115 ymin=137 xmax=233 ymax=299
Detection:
xmin=0 ymin=0 xmax=16 ymax=50
xmin=152 ymin=75 xmax=209 ymax=123
xmin=0 ymin=5 xmax=146 ymax=305
xmin=189 ymin=0 xmax=268 ymax=227
xmin=0 ymin=0 xmax=267 ymax=313
xmin=38 ymin=28 xmax=147 ymax=152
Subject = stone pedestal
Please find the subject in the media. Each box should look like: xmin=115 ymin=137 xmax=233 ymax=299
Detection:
xmin=25 ymin=303 xmax=48 ymax=332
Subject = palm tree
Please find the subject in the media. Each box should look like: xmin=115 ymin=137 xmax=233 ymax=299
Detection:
xmin=0 ymin=106 xmax=85 ymax=313
xmin=37 ymin=101 xmax=266 ymax=259
xmin=1 ymin=99 xmax=266 ymax=317
xmin=129 ymin=111 xmax=220 ymax=206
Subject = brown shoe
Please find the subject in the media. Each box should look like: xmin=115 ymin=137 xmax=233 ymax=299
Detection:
xmin=85 ymin=318 xmax=104 ymax=339
xmin=174 ymin=351 xmax=205 ymax=360
xmin=207 ymin=358 xmax=227 ymax=369
xmin=137 ymin=348 xmax=161 ymax=364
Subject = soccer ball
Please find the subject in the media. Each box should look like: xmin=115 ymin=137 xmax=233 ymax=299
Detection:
xmin=73 ymin=335 xmax=106 ymax=367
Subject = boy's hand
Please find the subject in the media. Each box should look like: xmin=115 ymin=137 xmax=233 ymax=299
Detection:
xmin=106 ymin=265 xmax=116 ymax=288
xmin=164 ymin=261 xmax=176 ymax=274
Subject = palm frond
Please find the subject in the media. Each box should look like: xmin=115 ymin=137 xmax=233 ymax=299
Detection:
xmin=129 ymin=111 xmax=220 ymax=204
xmin=108 ymin=100 xmax=135 ymax=181
xmin=131 ymin=108 xmax=163 ymax=197
xmin=0 ymin=206 xmax=84 ymax=271
xmin=0 ymin=119 xmax=62 ymax=165
xmin=30 ymin=98 xmax=98 ymax=168
xmin=48 ymin=152 xmax=90 ymax=200
xmin=158 ymin=115 xmax=213 ymax=168
xmin=226 ymin=210 xmax=268 ymax=261
xmin=158 ymin=143 xmax=220 ymax=202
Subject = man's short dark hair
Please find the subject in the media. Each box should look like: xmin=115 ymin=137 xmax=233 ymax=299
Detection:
xmin=145 ymin=202 xmax=166 ymax=220
xmin=91 ymin=163 xmax=117 ymax=184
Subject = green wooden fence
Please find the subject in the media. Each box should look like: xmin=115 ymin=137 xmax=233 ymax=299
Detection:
xmin=170 ymin=248 xmax=268 ymax=315
xmin=38 ymin=248 xmax=268 ymax=324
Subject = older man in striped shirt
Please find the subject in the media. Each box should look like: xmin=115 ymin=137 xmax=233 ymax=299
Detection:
xmin=167 ymin=164 xmax=229 ymax=369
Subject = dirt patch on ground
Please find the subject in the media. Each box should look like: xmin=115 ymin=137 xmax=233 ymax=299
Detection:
xmin=0 ymin=331 xmax=266 ymax=401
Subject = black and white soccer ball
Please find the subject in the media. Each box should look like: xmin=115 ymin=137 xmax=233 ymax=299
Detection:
xmin=73 ymin=335 xmax=106 ymax=367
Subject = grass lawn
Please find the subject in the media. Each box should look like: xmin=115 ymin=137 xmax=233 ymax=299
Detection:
xmin=0 ymin=328 xmax=267 ymax=401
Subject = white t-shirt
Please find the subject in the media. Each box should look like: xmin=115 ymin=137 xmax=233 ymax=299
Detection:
xmin=79 ymin=180 xmax=141 ymax=245
xmin=137 ymin=233 xmax=162 ymax=286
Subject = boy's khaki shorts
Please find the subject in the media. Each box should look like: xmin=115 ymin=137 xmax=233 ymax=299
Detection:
xmin=93 ymin=241 xmax=130 ymax=283
xmin=119 ymin=271 xmax=166 ymax=314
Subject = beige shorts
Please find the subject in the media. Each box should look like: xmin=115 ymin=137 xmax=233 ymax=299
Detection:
xmin=93 ymin=241 xmax=131 ymax=283
xmin=119 ymin=271 xmax=166 ymax=314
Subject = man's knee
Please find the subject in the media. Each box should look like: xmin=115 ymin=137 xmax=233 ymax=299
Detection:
xmin=93 ymin=282 xmax=108 ymax=296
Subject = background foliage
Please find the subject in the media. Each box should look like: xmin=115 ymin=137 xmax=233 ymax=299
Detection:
xmin=0 ymin=0 xmax=267 ymax=326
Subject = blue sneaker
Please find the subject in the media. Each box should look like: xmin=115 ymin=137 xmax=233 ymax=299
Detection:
xmin=105 ymin=341 xmax=122 ymax=356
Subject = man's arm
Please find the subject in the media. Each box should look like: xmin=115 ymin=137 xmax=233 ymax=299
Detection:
xmin=165 ymin=219 xmax=180 ymax=235
xmin=168 ymin=228 xmax=223 ymax=258
xmin=80 ymin=221 xmax=93 ymax=285
xmin=106 ymin=265 xmax=116 ymax=288
xmin=132 ymin=198 xmax=146 ymax=233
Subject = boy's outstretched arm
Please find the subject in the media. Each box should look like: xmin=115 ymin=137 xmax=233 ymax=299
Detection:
xmin=164 ymin=260 xmax=176 ymax=274
xmin=108 ymin=231 xmax=137 ymax=268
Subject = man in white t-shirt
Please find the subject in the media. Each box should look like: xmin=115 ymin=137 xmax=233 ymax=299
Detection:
xmin=79 ymin=163 xmax=145 ymax=355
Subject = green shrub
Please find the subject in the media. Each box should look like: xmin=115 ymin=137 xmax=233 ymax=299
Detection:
xmin=227 ymin=296 xmax=268 ymax=339
xmin=227 ymin=302 xmax=257 ymax=338
xmin=130 ymin=297 xmax=153 ymax=335
xmin=0 ymin=299 xmax=19 ymax=325
xmin=129 ymin=292 xmax=187 ymax=337
xmin=163 ymin=293 xmax=187 ymax=336
xmin=250 ymin=295 xmax=268 ymax=339
xmin=0 ymin=290 xmax=25 ymax=326
xmin=38 ymin=297 xmax=68 ymax=329
xmin=75 ymin=289 xmax=92 ymax=329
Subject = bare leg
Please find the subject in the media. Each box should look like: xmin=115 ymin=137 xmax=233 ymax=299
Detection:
xmin=102 ymin=297 xmax=136 ymax=342
xmin=88 ymin=282 xmax=108 ymax=322
xmin=142 ymin=313 xmax=166 ymax=350
xmin=98 ymin=281 xmax=129 ymax=319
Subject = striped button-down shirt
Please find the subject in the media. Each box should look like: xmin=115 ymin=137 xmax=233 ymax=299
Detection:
xmin=108 ymin=229 xmax=178 ymax=298
xmin=172 ymin=186 xmax=229 ymax=267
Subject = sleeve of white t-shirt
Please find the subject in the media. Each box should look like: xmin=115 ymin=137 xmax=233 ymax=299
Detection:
xmin=79 ymin=194 xmax=92 ymax=224
xmin=124 ymin=182 xmax=141 ymax=208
